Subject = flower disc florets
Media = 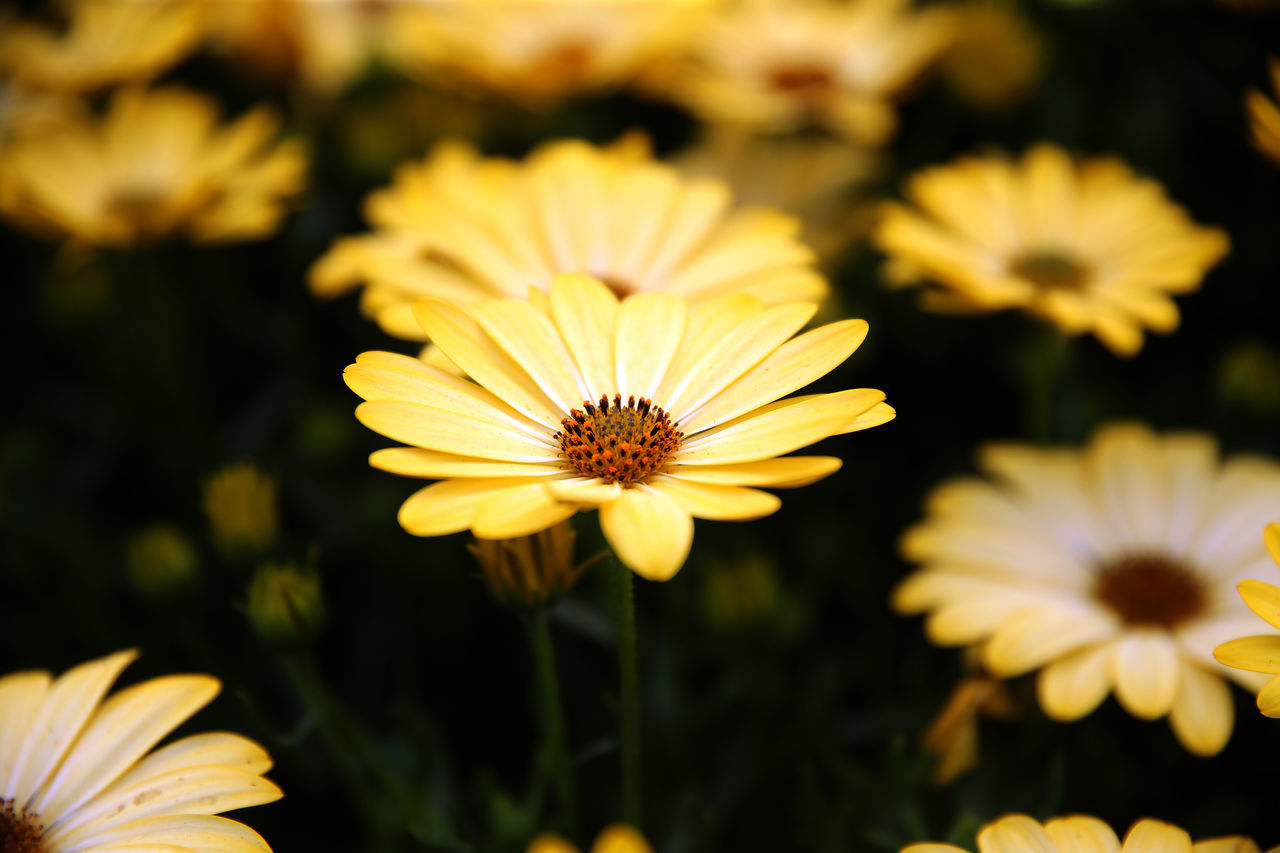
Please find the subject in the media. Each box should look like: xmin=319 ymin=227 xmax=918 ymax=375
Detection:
xmin=0 ymin=799 xmax=44 ymax=853
xmin=557 ymin=394 xmax=682 ymax=487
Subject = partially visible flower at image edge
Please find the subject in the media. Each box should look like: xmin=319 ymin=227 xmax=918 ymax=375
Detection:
xmin=1214 ymin=522 xmax=1280 ymax=717
xmin=902 ymin=813 xmax=1273 ymax=853
xmin=874 ymin=143 xmax=1229 ymax=356
xmin=529 ymin=823 xmax=653 ymax=853
xmin=345 ymin=273 xmax=892 ymax=581
xmin=0 ymin=649 xmax=280 ymax=853
xmin=1246 ymin=57 xmax=1280 ymax=167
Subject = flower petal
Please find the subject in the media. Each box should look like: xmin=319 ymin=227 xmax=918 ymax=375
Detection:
xmin=1257 ymin=673 xmax=1280 ymax=717
xmin=1112 ymin=629 xmax=1181 ymax=719
xmin=550 ymin=274 xmax=619 ymax=397
xmin=983 ymin=606 xmax=1116 ymax=677
xmin=471 ymin=483 xmax=580 ymax=539
xmin=1213 ymin=635 xmax=1280 ymax=675
xmin=54 ymin=814 xmax=270 ymax=853
xmin=398 ymin=478 xmax=560 ymax=536
xmin=650 ymin=476 xmax=781 ymax=521
xmin=357 ymin=400 xmax=558 ymax=462
xmin=1037 ymin=642 xmax=1115 ymax=721
xmin=1168 ymin=659 xmax=1234 ymax=756
xmin=614 ymin=293 xmax=687 ymax=400
xmin=545 ymin=478 xmax=624 ymax=505
xmin=839 ymin=401 xmax=897 ymax=433
xmin=1237 ymin=579 xmax=1280 ymax=631
xmin=0 ymin=670 xmax=51 ymax=800
xmin=370 ymin=447 xmax=563 ymax=479
xmin=976 ymin=814 xmax=1060 ymax=853
xmin=1120 ymin=820 xmax=1192 ymax=853
xmin=666 ymin=456 xmax=841 ymax=488
xmin=1043 ymin=815 xmax=1122 ymax=853
xmin=599 ymin=487 xmax=693 ymax=582
xmin=469 ymin=296 xmax=589 ymax=412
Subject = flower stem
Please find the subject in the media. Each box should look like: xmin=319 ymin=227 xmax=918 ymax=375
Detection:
xmin=528 ymin=611 xmax=578 ymax=837
xmin=614 ymin=559 xmax=642 ymax=827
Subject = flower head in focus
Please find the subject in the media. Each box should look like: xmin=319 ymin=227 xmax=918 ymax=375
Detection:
xmin=311 ymin=137 xmax=826 ymax=342
xmin=0 ymin=0 xmax=203 ymax=94
xmin=665 ymin=0 xmax=954 ymax=146
xmin=894 ymin=423 xmax=1280 ymax=756
xmin=1246 ymin=58 xmax=1280 ymax=167
xmin=902 ymin=814 xmax=1270 ymax=853
xmin=0 ymin=86 xmax=307 ymax=248
xmin=346 ymin=274 xmax=891 ymax=581
xmin=529 ymin=823 xmax=653 ymax=853
xmin=0 ymin=650 xmax=281 ymax=853
xmin=874 ymin=144 xmax=1229 ymax=356
xmin=1214 ymin=523 xmax=1280 ymax=717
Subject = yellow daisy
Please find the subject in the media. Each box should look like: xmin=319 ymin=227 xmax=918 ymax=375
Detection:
xmin=939 ymin=2 xmax=1045 ymax=112
xmin=874 ymin=144 xmax=1229 ymax=356
xmin=0 ymin=85 xmax=306 ymax=248
xmin=1246 ymin=58 xmax=1280 ymax=167
xmin=311 ymin=137 xmax=826 ymax=342
xmin=665 ymin=0 xmax=954 ymax=146
xmin=903 ymin=814 xmax=1272 ymax=853
xmin=0 ymin=0 xmax=203 ymax=93
xmin=1214 ymin=523 xmax=1280 ymax=717
xmin=529 ymin=824 xmax=652 ymax=853
xmin=0 ymin=650 xmax=281 ymax=853
xmin=346 ymin=273 xmax=892 ymax=581
xmin=894 ymin=423 xmax=1280 ymax=756
xmin=383 ymin=0 xmax=712 ymax=105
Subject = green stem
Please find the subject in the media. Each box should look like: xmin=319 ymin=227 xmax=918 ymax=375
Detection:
xmin=528 ymin=611 xmax=578 ymax=837
xmin=614 ymin=560 xmax=642 ymax=827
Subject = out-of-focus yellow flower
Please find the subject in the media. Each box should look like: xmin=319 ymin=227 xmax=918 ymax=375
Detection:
xmin=0 ymin=0 xmax=203 ymax=93
xmin=529 ymin=824 xmax=653 ymax=853
xmin=674 ymin=128 xmax=884 ymax=266
xmin=874 ymin=144 xmax=1229 ymax=357
xmin=0 ymin=650 xmax=281 ymax=853
xmin=0 ymin=87 xmax=91 ymax=213
xmin=469 ymin=520 xmax=601 ymax=611
xmin=1246 ymin=58 xmax=1280 ymax=166
xmin=201 ymin=0 xmax=390 ymax=96
xmin=894 ymin=423 xmax=1280 ymax=756
xmin=940 ymin=3 xmax=1045 ymax=112
xmin=0 ymin=86 xmax=306 ymax=248
xmin=903 ymin=814 xmax=1271 ymax=853
xmin=384 ymin=0 xmax=713 ymax=106
xmin=312 ymin=137 xmax=827 ymax=342
xmin=247 ymin=561 xmax=325 ymax=644
xmin=1215 ymin=524 xmax=1280 ymax=718
xmin=125 ymin=522 xmax=200 ymax=598
xmin=346 ymin=274 xmax=891 ymax=582
xmin=664 ymin=0 xmax=953 ymax=147
xmin=203 ymin=462 xmax=280 ymax=559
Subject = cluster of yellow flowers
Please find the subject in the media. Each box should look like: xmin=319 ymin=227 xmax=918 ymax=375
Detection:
xmin=5 ymin=1 xmax=1280 ymax=853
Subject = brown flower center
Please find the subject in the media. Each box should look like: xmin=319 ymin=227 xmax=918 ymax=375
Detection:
xmin=1009 ymin=252 xmax=1091 ymax=291
xmin=1 ymin=799 xmax=44 ymax=853
xmin=767 ymin=63 xmax=836 ymax=95
xmin=1093 ymin=553 xmax=1206 ymax=628
xmin=556 ymin=394 xmax=682 ymax=487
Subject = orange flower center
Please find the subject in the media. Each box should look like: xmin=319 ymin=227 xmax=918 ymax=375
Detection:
xmin=1093 ymin=553 xmax=1206 ymax=628
xmin=767 ymin=63 xmax=836 ymax=95
xmin=0 ymin=799 xmax=44 ymax=853
xmin=556 ymin=394 xmax=682 ymax=487
xmin=1009 ymin=252 xmax=1090 ymax=291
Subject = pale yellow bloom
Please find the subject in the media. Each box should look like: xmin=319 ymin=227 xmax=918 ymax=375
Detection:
xmin=1214 ymin=523 xmax=1280 ymax=717
xmin=665 ymin=0 xmax=954 ymax=146
xmin=0 ymin=86 xmax=306 ymax=248
xmin=347 ymin=274 xmax=892 ymax=581
xmin=529 ymin=823 xmax=653 ymax=853
xmin=0 ymin=0 xmax=203 ymax=93
xmin=203 ymin=463 xmax=280 ymax=558
xmin=384 ymin=0 xmax=713 ymax=105
xmin=312 ymin=137 xmax=826 ymax=342
xmin=875 ymin=144 xmax=1229 ymax=356
xmin=1246 ymin=58 xmax=1280 ymax=166
xmin=940 ymin=3 xmax=1045 ymax=112
xmin=0 ymin=650 xmax=280 ymax=853
xmin=894 ymin=423 xmax=1280 ymax=756
xmin=903 ymin=814 xmax=1272 ymax=853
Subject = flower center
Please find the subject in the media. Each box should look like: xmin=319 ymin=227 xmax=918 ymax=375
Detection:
xmin=591 ymin=273 xmax=636 ymax=299
xmin=767 ymin=63 xmax=836 ymax=94
xmin=1093 ymin=553 xmax=1205 ymax=629
xmin=1 ymin=799 xmax=44 ymax=853
xmin=556 ymin=394 xmax=682 ymax=487
xmin=1009 ymin=252 xmax=1090 ymax=291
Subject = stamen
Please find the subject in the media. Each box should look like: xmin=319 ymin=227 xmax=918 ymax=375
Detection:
xmin=1 ymin=799 xmax=44 ymax=853
xmin=556 ymin=394 xmax=682 ymax=487
xmin=1093 ymin=553 xmax=1205 ymax=629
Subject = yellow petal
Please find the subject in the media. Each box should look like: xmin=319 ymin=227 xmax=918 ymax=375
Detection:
xmin=1112 ymin=629 xmax=1181 ymax=719
xmin=614 ymin=292 xmax=687 ymax=400
xmin=469 ymin=297 xmax=589 ymax=413
xmin=1266 ymin=523 xmax=1280 ymax=566
xmin=976 ymin=814 xmax=1059 ymax=853
xmin=983 ymin=607 xmax=1115 ymax=677
xmin=1044 ymin=816 xmax=1122 ymax=853
xmin=471 ymin=483 xmax=579 ymax=539
xmin=370 ymin=448 xmax=562 ymax=480
xmin=599 ymin=487 xmax=693 ymax=582
xmin=550 ymin=273 xmax=619 ymax=398
xmin=356 ymin=400 xmax=558 ymax=463
xmin=545 ymin=478 xmax=624 ymax=505
xmin=0 ymin=670 xmax=51 ymax=797
xmin=839 ymin=401 xmax=897 ymax=433
xmin=57 ymin=815 xmax=271 ymax=853
xmin=110 ymin=733 xmax=273 ymax=789
xmin=1120 ymin=820 xmax=1192 ymax=853
xmin=529 ymin=833 xmax=580 ymax=853
xmin=1192 ymin=839 xmax=1262 ymax=853
xmin=592 ymin=823 xmax=655 ymax=853
xmin=1257 ymin=673 xmax=1280 ymax=717
xmin=1037 ymin=643 xmax=1114 ymax=721
xmin=1168 ymin=660 xmax=1234 ymax=757
xmin=1213 ymin=635 xmax=1280 ymax=675
xmin=679 ymin=390 xmax=884 ymax=465
xmin=650 ymin=476 xmax=781 ymax=521
xmin=398 ymin=478 xmax=554 ymax=536
xmin=901 ymin=846 xmax=968 ymax=853
xmin=1237 ymin=579 xmax=1280 ymax=631
xmin=666 ymin=456 xmax=841 ymax=488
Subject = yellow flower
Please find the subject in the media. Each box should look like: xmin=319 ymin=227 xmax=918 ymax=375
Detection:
xmin=1214 ymin=523 xmax=1280 ymax=717
xmin=247 ymin=561 xmax=326 ymax=644
xmin=346 ymin=273 xmax=892 ymax=581
xmin=894 ymin=423 xmax=1280 ymax=756
xmin=874 ymin=144 xmax=1229 ymax=356
xmin=203 ymin=463 xmax=280 ymax=559
xmin=940 ymin=3 xmax=1045 ymax=112
xmin=125 ymin=523 xmax=200 ymax=598
xmin=529 ymin=824 xmax=653 ymax=853
xmin=902 ymin=814 xmax=1271 ymax=853
xmin=0 ymin=86 xmax=306 ymax=248
xmin=666 ymin=0 xmax=954 ymax=146
xmin=312 ymin=137 xmax=826 ymax=342
xmin=0 ymin=0 xmax=203 ymax=93
xmin=469 ymin=520 xmax=600 ymax=611
xmin=383 ymin=0 xmax=712 ymax=105
xmin=0 ymin=650 xmax=281 ymax=853
xmin=1246 ymin=58 xmax=1280 ymax=167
